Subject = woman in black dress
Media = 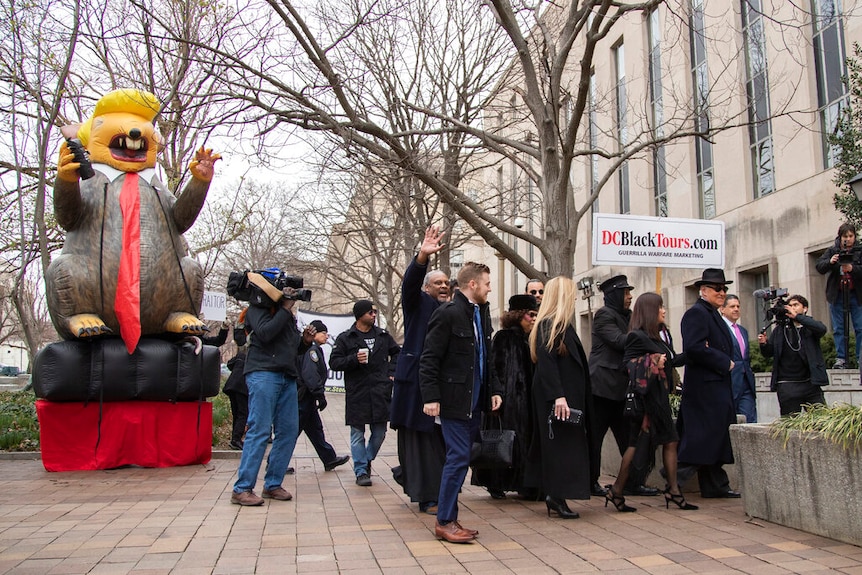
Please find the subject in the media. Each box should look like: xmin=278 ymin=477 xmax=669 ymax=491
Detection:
xmin=526 ymin=277 xmax=592 ymax=519
xmin=472 ymin=294 xmax=538 ymax=499
xmin=606 ymin=292 xmax=697 ymax=512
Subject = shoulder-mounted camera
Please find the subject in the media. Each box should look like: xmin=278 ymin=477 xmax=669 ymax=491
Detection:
xmin=227 ymin=268 xmax=312 ymax=307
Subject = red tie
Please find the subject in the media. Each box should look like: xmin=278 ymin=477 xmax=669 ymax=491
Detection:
xmin=115 ymin=173 xmax=141 ymax=354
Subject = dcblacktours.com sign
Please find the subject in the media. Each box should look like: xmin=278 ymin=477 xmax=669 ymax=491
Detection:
xmin=593 ymin=213 xmax=725 ymax=269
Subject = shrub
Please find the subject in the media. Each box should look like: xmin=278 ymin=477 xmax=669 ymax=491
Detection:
xmin=0 ymin=390 xmax=40 ymax=451
xmin=770 ymin=402 xmax=862 ymax=451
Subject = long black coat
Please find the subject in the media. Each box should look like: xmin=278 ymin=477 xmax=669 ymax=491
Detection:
xmin=588 ymin=305 xmax=629 ymax=401
xmin=390 ymin=257 xmax=442 ymax=432
xmin=472 ymin=327 xmax=534 ymax=492
xmin=678 ymin=298 xmax=735 ymax=466
xmin=525 ymin=322 xmax=592 ymax=500
xmin=329 ymin=324 xmax=400 ymax=426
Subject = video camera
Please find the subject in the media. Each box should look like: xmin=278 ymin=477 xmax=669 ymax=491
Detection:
xmin=753 ymin=286 xmax=790 ymax=326
xmin=227 ymin=267 xmax=312 ymax=308
xmin=837 ymin=247 xmax=861 ymax=264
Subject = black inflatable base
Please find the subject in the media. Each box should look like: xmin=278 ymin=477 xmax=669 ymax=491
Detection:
xmin=33 ymin=337 xmax=220 ymax=402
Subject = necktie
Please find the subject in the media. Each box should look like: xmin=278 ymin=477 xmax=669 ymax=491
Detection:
xmin=732 ymin=323 xmax=746 ymax=356
xmin=473 ymin=305 xmax=484 ymax=381
xmin=115 ymin=173 xmax=142 ymax=354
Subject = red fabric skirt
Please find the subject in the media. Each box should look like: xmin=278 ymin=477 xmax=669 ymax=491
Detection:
xmin=37 ymin=400 xmax=212 ymax=471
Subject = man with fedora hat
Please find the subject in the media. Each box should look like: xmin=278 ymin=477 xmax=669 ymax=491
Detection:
xmin=676 ymin=268 xmax=741 ymax=498
xmin=588 ymin=275 xmax=658 ymax=497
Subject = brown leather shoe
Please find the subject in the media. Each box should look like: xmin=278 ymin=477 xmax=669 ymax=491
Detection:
xmin=454 ymin=521 xmax=478 ymax=536
xmin=261 ymin=486 xmax=293 ymax=501
xmin=231 ymin=490 xmax=264 ymax=506
xmin=434 ymin=521 xmax=476 ymax=543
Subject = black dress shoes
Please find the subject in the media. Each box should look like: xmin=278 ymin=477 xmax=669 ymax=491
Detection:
xmin=702 ymin=489 xmax=742 ymax=499
xmin=590 ymin=482 xmax=608 ymax=496
xmin=324 ymin=455 xmax=350 ymax=471
xmin=623 ymin=484 xmax=660 ymax=496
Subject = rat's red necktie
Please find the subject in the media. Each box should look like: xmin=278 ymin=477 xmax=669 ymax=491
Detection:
xmin=115 ymin=172 xmax=141 ymax=353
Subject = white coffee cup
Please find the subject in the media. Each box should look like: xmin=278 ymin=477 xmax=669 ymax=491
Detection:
xmin=358 ymin=348 xmax=369 ymax=364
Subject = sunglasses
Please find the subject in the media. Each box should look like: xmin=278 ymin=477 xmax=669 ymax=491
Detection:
xmin=529 ymin=289 xmax=544 ymax=295
xmin=527 ymin=311 xmax=538 ymax=318
xmin=704 ymin=284 xmax=728 ymax=292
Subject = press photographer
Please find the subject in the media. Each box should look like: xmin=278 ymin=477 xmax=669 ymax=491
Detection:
xmin=815 ymin=223 xmax=862 ymax=369
xmin=227 ymin=268 xmax=316 ymax=506
xmin=756 ymin=294 xmax=827 ymax=416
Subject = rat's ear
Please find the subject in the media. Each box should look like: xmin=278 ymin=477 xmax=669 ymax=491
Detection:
xmin=60 ymin=124 xmax=81 ymax=140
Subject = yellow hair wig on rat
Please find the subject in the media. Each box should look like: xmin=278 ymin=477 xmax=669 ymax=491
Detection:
xmin=77 ymin=89 xmax=160 ymax=146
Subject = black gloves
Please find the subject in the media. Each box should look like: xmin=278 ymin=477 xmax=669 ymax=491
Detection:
xmin=315 ymin=395 xmax=328 ymax=412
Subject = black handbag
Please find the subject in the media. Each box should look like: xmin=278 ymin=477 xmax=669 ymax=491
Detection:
xmin=470 ymin=418 xmax=515 ymax=469
xmin=547 ymin=407 xmax=584 ymax=439
xmin=623 ymin=388 xmax=645 ymax=418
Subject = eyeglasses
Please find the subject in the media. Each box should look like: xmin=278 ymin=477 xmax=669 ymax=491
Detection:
xmin=704 ymin=284 xmax=728 ymax=292
xmin=527 ymin=311 xmax=538 ymax=318
xmin=529 ymin=289 xmax=544 ymax=295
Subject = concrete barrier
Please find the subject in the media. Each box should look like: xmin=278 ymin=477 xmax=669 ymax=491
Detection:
xmin=730 ymin=423 xmax=862 ymax=546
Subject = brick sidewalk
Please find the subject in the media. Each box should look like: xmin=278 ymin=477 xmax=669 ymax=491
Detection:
xmin=0 ymin=393 xmax=860 ymax=574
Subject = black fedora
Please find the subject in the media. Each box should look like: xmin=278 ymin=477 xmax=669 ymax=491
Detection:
xmin=599 ymin=274 xmax=634 ymax=293
xmin=694 ymin=268 xmax=733 ymax=287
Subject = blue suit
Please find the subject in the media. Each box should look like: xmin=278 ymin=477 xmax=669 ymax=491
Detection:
xmin=724 ymin=319 xmax=757 ymax=423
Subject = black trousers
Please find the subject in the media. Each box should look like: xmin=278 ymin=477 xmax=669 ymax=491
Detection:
xmin=777 ymin=381 xmax=826 ymax=416
xmin=590 ymin=395 xmax=646 ymax=488
xmin=297 ymin=395 xmax=338 ymax=464
xmin=677 ymin=463 xmax=731 ymax=497
xmin=226 ymin=391 xmax=248 ymax=445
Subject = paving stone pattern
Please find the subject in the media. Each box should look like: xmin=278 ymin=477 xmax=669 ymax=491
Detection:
xmin=0 ymin=393 xmax=860 ymax=574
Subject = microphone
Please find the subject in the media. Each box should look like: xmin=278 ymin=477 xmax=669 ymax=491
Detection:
xmin=752 ymin=288 xmax=771 ymax=299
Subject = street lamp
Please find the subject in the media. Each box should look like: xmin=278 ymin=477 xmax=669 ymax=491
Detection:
xmin=848 ymin=172 xmax=862 ymax=200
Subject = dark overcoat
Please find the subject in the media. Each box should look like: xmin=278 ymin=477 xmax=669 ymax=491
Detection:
xmin=678 ymin=298 xmax=735 ymax=466
xmin=588 ymin=305 xmax=630 ymax=401
xmin=329 ymin=324 xmax=400 ymax=425
xmin=390 ymin=257 xmax=441 ymax=431
xmin=526 ymin=322 xmax=592 ymax=500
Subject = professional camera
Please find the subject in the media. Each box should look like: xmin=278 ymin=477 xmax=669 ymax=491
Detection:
xmin=258 ymin=268 xmax=312 ymax=302
xmin=226 ymin=267 xmax=312 ymax=307
xmin=753 ymin=286 xmax=790 ymax=325
xmin=837 ymin=247 xmax=861 ymax=264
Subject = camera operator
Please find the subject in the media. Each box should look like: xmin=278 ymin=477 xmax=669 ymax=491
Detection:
xmin=815 ymin=223 xmax=862 ymax=369
xmin=757 ymin=294 xmax=827 ymax=416
xmin=230 ymin=272 xmax=315 ymax=506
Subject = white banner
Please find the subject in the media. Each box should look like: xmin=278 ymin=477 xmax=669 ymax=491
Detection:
xmin=296 ymin=310 xmax=355 ymax=392
xmin=592 ymin=213 xmax=725 ymax=269
xmin=200 ymin=290 xmax=227 ymax=321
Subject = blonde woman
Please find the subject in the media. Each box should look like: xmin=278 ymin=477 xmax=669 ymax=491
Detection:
xmin=526 ymin=277 xmax=593 ymax=519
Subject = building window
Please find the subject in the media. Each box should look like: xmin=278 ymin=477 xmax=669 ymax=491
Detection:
xmin=812 ymin=0 xmax=847 ymax=167
xmin=648 ymin=9 xmax=667 ymax=217
xmin=589 ymin=70 xmax=600 ymax=213
xmin=690 ymin=0 xmax=715 ymax=218
xmin=614 ymin=42 xmax=630 ymax=214
xmin=741 ymin=0 xmax=775 ymax=198
xmin=450 ymin=250 xmax=464 ymax=271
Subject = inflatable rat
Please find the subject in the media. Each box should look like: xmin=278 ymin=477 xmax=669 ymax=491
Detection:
xmin=45 ymin=89 xmax=221 ymax=353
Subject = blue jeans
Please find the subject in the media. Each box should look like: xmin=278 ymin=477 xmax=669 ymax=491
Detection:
xmin=437 ymin=414 xmax=480 ymax=524
xmin=350 ymin=423 xmax=386 ymax=476
xmin=830 ymin=295 xmax=862 ymax=362
xmin=233 ymin=371 xmax=299 ymax=494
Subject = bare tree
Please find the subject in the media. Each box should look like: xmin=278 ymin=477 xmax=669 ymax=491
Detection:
xmin=159 ymin=0 xmax=818 ymax=278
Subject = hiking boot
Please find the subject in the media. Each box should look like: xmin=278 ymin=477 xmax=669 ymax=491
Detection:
xmin=231 ymin=490 xmax=264 ymax=506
